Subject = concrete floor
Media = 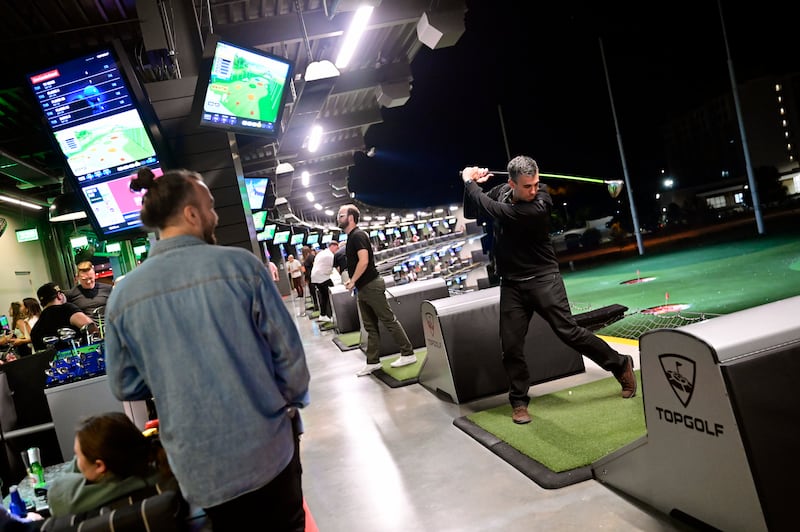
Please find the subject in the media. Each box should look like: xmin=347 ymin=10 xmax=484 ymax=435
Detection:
xmin=289 ymin=295 xmax=696 ymax=532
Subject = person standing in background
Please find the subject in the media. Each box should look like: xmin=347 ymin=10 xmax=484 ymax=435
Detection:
xmin=65 ymin=260 xmax=113 ymax=317
xmin=286 ymin=255 xmax=304 ymax=298
xmin=105 ymin=167 xmax=310 ymax=532
xmin=301 ymin=246 xmax=316 ymax=309
xmin=337 ymin=204 xmax=417 ymax=376
xmin=310 ymin=241 xmax=339 ymax=323
xmin=461 ymin=157 xmax=636 ymax=425
xmin=333 ymin=243 xmax=348 ymax=284
xmin=267 ymin=260 xmax=280 ymax=283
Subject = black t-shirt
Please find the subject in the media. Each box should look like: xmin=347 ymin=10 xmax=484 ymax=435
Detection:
xmin=333 ymin=245 xmax=347 ymax=273
xmin=345 ymin=227 xmax=379 ymax=290
xmin=30 ymin=303 xmax=82 ymax=352
xmin=65 ymin=282 xmax=112 ymax=316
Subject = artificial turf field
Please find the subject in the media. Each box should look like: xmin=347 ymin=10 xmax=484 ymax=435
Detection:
xmin=560 ymin=222 xmax=800 ymax=339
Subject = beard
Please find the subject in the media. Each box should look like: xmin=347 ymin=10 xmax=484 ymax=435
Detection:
xmin=203 ymin=222 xmax=217 ymax=245
xmin=338 ymin=220 xmax=348 ymax=231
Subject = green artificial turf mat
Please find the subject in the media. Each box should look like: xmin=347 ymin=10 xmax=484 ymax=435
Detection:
xmin=333 ymin=331 xmax=361 ymax=351
xmin=460 ymin=372 xmax=644 ymax=475
xmin=319 ymin=321 xmax=336 ymax=331
xmin=373 ymin=349 xmax=427 ymax=388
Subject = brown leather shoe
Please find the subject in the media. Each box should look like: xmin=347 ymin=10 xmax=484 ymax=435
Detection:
xmin=614 ymin=354 xmax=637 ymax=398
xmin=512 ymin=405 xmax=532 ymax=424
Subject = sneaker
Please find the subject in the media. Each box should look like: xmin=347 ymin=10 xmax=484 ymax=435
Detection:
xmin=356 ymin=363 xmax=382 ymax=377
xmin=318 ymin=315 xmax=332 ymax=323
xmin=389 ymin=354 xmax=417 ymax=368
xmin=614 ymin=354 xmax=637 ymax=398
xmin=512 ymin=405 xmax=532 ymax=424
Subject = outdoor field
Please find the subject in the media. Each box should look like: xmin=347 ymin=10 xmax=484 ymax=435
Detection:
xmin=561 ymin=223 xmax=800 ymax=340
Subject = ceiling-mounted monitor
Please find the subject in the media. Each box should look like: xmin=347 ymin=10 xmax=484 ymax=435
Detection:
xmin=192 ymin=35 xmax=294 ymax=139
xmin=26 ymin=42 xmax=168 ymax=240
xmin=321 ymin=233 xmax=333 ymax=244
xmin=305 ymin=232 xmax=320 ymax=246
xmin=290 ymin=232 xmax=305 ymax=245
xmin=245 ymin=177 xmax=269 ymax=210
xmin=273 ymin=229 xmax=290 ymax=244
xmin=252 ymin=210 xmax=268 ymax=232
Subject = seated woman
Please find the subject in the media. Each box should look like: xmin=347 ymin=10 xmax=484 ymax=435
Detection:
xmin=46 ymin=411 xmax=176 ymax=517
xmin=0 ymin=413 xmax=179 ymax=530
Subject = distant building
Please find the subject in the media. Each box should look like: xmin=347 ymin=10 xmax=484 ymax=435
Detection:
xmin=659 ymin=73 xmax=800 ymax=214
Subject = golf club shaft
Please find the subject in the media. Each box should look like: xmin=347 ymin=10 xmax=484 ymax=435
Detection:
xmin=484 ymin=170 xmax=608 ymax=185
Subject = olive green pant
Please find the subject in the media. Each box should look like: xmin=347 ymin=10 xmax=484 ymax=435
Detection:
xmin=357 ymin=276 xmax=414 ymax=364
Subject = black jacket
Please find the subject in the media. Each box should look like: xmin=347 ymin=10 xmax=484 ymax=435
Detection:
xmin=464 ymin=180 xmax=558 ymax=281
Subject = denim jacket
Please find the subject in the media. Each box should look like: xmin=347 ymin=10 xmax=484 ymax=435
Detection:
xmin=104 ymin=235 xmax=310 ymax=508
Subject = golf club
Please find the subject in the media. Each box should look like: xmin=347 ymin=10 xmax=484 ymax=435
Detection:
xmin=462 ymin=169 xmax=625 ymax=198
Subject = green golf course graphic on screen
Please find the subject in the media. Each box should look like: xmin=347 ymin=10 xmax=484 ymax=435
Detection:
xmin=203 ymin=41 xmax=290 ymax=130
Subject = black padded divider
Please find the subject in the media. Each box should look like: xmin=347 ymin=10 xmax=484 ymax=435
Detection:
xmin=419 ymin=285 xmax=627 ymax=404
xmin=721 ymin=343 xmax=799 ymax=532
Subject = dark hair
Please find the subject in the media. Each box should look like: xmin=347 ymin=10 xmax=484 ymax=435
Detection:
xmin=340 ymin=203 xmax=360 ymax=224
xmin=10 ymin=301 xmax=26 ymax=328
xmin=36 ymin=282 xmax=62 ymax=305
xmin=76 ymin=412 xmax=152 ymax=479
xmin=507 ymin=155 xmax=539 ymax=183
xmin=130 ymin=168 xmax=204 ymax=230
xmin=23 ymin=297 xmax=41 ymax=317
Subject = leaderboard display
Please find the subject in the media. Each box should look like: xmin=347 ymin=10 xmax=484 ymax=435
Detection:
xmin=27 ymin=47 xmax=165 ymax=238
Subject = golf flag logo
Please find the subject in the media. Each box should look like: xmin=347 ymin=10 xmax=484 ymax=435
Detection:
xmin=658 ymin=354 xmax=696 ymax=407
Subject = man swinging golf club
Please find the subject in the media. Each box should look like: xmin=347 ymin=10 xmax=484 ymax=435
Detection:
xmin=461 ymin=155 xmax=636 ymax=425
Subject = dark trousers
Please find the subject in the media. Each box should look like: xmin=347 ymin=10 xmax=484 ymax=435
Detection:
xmin=357 ymin=276 xmax=413 ymax=364
xmin=313 ymin=279 xmax=334 ymax=317
xmin=291 ymin=276 xmax=304 ymax=298
xmin=499 ymin=272 xmax=626 ymax=408
xmin=204 ymin=424 xmax=304 ymax=532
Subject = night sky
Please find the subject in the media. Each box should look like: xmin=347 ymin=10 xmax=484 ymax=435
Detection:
xmin=347 ymin=1 xmax=800 ymax=222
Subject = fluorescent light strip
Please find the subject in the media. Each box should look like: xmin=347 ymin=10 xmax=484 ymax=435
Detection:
xmin=0 ymin=194 xmax=44 ymax=211
xmin=335 ymin=5 xmax=374 ymax=68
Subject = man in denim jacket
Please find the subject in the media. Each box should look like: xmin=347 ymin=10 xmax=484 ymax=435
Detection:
xmin=104 ymin=167 xmax=310 ymax=532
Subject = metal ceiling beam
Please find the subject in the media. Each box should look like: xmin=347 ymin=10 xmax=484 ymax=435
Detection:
xmin=213 ymin=1 xmax=432 ymax=49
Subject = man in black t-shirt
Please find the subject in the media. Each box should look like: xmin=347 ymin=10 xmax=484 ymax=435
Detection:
xmin=337 ymin=204 xmax=415 ymax=377
xmin=65 ymin=260 xmax=113 ymax=317
xmin=31 ymin=282 xmax=96 ymax=352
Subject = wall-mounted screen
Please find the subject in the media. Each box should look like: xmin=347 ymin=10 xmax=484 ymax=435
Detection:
xmin=193 ymin=36 xmax=294 ymax=139
xmin=15 ymin=228 xmax=39 ymax=242
xmin=252 ymin=210 xmax=268 ymax=232
xmin=273 ymin=230 xmax=290 ymax=244
xmin=305 ymin=232 xmax=320 ymax=245
xmin=290 ymin=232 xmax=305 ymax=245
xmin=262 ymin=223 xmax=277 ymax=240
xmin=245 ymin=177 xmax=269 ymax=210
xmin=26 ymin=44 xmax=167 ymax=240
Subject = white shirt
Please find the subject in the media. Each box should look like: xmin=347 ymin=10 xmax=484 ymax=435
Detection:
xmin=310 ymin=248 xmax=335 ymax=283
xmin=286 ymin=259 xmax=303 ymax=278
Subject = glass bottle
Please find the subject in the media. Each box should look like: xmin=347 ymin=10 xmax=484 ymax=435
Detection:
xmin=8 ymin=485 xmax=27 ymax=518
xmin=27 ymin=447 xmax=46 ymax=487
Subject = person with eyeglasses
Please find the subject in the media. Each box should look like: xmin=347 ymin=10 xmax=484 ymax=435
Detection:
xmin=30 ymin=282 xmax=96 ymax=352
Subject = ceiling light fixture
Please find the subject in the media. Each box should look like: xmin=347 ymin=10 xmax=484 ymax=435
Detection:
xmin=301 ymin=171 xmax=310 ymax=187
xmin=49 ymin=193 xmax=88 ymax=222
xmin=0 ymin=194 xmax=44 ymax=211
xmin=335 ymin=5 xmax=374 ymax=68
xmin=276 ymin=162 xmax=295 ymax=174
xmin=307 ymin=125 xmax=323 ymax=152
